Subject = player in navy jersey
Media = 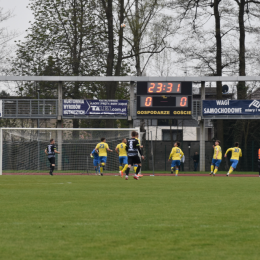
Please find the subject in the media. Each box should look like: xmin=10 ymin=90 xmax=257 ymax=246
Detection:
xmin=45 ymin=139 xmax=60 ymax=176
xmin=125 ymin=131 xmax=145 ymax=180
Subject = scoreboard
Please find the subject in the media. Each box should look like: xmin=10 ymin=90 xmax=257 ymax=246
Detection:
xmin=136 ymin=81 xmax=192 ymax=118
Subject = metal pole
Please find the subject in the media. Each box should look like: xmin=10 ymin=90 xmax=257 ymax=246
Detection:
xmin=0 ymin=128 xmax=2 ymax=175
xmin=165 ymin=145 xmax=166 ymax=171
xmin=87 ymin=155 xmax=88 ymax=174
xmin=252 ymin=141 xmax=254 ymax=172
xmin=188 ymin=143 xmax=191 ymax=171
xmin=199 ymin=81 xmax=206 ymax=172
xmin=150 ymin=131 xmax=155 ymax=176
xmin=128 ymin=81 xmax=135 ymax=128
xmin=57 ymin=81 xmax=63 ymax=171
xmin=37 ymin=86 xmax=40 ymax=171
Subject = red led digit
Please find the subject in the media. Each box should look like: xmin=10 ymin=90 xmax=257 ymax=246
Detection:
xmin=145 ymin=97 xmax=152 ymax=107
xmin=180 ymin=97 xmax=187 ymax=106
xmin=177 ymin=84 xmax=181 ymax=92
xmin=148 ymin=83 xmax=155 ymax=93
xmin=167 ymin=83 xmax=173 ymax=93
xmin=156 ymin=83 xmax=163 ymax=92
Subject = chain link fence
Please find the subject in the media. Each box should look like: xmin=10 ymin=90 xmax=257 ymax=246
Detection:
xmin=142 ymin=140 xmax=259 ymax=172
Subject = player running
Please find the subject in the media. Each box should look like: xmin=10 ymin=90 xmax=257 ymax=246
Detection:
xmin=224 ymin=142 xmax=242 ymax=176
xmin=168 ymin=142 xmax=184 ymax=176
xmin=90 ymin=148 xmax=99 ymax=175
xmin=210 ymin=140 xmax=222 ymax=176
xmin=115 ymin=138 xmax=128 ymax=178
xmin=45 ymin=138 xmax=60 ymax=176
xmin=124 ymin=131 xmax=145 ymax=180
xmin=95 ymin=137 xmax=113 ymax=176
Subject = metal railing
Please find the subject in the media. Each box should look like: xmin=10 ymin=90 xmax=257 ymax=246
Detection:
xmin=192 ymin=100 xmax=201 ymax=120
xmin=2 ymin=99 xmax=58 ymax=118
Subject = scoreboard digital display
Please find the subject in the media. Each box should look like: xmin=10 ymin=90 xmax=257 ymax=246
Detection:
xmin=136 ymin=82 xmax=192 ymax=118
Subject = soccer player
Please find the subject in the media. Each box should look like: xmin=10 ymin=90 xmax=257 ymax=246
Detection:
xmin=168 ymin=142 xmax=184 ymax=176
xmin=45 ymin=138 xmax=60 ymax=176
xmin=125 ymin=131 xmax=145 ymax=180
xmin=115 ymin=138 xmax=128 ymax=178
xmin=210 ymin=140 xmax=222 ymax=176
xmin=135 ymin=133 xmax=143 ymax=148
xmin=134 ymin=132 xmax=143 ymax=177
xmin=224 ymin=142 xmax=242 ymax=176
xmin=90 ymin=148 xmax=99 ymax=175
xmin=95 ymin=137 xmax=113 ymax=176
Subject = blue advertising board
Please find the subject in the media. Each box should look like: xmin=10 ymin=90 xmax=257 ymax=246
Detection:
xmin=203 ymin=100 xmax=260 ymax=116
xmin=63 ymin=100 xmax=128 ymax=117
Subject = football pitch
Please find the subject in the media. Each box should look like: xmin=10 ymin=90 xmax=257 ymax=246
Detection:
xmin=1 ymin=175 xmax=260 ymax=260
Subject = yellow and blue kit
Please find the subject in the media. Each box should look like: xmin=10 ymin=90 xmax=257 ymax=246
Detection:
xmin=225 ymin=147 xmax=242 ymax=169
xmin=169 ymin=147 xmax=184 ymax=167
xmin=96 ymin=142 xmax=109 ymax=163
xmin=116 ymin=142 xmax=128 ymax=165
xmin=211 ymin=145 xmax=222 ymax=167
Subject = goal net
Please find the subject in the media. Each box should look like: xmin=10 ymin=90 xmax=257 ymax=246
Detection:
xmin=0 ymin=128 xmax=139 ymax=175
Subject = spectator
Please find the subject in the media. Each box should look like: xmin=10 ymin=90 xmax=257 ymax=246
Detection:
xmin=193 ymin=152 xmax=199 ymax=171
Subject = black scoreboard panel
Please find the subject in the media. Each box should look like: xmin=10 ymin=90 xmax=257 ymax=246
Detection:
xmin=136 ymin=81 xmax=192 ymax=118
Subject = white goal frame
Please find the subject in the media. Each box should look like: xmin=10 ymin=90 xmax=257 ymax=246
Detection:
xmin=0 ymin=127 xmax=140 ymax=175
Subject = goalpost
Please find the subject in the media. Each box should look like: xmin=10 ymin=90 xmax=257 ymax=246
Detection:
xmin=0 ymin=128 xmax=139 ymax=175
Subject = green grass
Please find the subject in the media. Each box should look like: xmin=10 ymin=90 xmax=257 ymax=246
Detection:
xmin=1 ymin=175 xmax=260 ymax=260
xmin=3 ymin=170 xmax=259 ymax=175
xmin=141 ymin=170 xmax=258 ymax=175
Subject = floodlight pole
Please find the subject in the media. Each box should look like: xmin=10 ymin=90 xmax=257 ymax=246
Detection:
xmin=151 ymin=131 xmax=155 ymax=176
xmin=199 ymin=81 xmax=205 ymax=172
xmin=128 ymin=81 xmax=135 ymax=128
xmin=57 ymin=81 xmax=63 ymax=171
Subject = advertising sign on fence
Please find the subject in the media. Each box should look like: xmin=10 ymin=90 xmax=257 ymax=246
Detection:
xmin=63 ymin=100 xmax=128 ymax=117
xmin=0 ymin=100 xmax=2 ymax=118
xmin=203 ymin=100 xmax=260 ymax=116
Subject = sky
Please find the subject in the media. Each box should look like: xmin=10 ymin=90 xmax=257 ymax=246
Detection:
xmin=0 ymin=0 xmax=33 ymax=93
xmin=1 ymin=0 xmax=34 ymax=42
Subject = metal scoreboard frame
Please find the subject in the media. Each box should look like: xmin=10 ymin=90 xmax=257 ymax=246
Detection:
xmin=136 ymin=81 xmax=192 ymax=118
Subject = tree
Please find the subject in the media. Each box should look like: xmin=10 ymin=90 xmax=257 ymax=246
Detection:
xmin=11 ymin=0 xmax=107 ymax=128
xmin=167 ymin=0 xmax=241 ymax=142
xmin=0 ymin=7 xmax=18 ymax=76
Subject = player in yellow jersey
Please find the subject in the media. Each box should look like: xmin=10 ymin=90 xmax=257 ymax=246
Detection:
xmin=134 ymin=133 xmax=143 ymax=177
xmin=224 ymin=142 xmax=242 ymax=176
xmin=115 ymin=138 xmax=128 ymax=178
xmin=210 ymin=140 xmax=222 ymax=176
xmin=168 ymin=141 xmax=184 ymax=176
xmin=95 ymin=137 xmax=113 ymax=176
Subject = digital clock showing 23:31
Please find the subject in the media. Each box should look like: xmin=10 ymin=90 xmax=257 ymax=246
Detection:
xmin=147 ymin=82 xmax=181 ymax=93
xmin=136 ymin=81 xmax=192 ymax=118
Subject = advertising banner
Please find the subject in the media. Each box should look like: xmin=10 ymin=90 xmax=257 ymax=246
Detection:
xmin=203 ymin=100 xmax=260 ymax=116
xmin=0 ymin=100 xmax=2 ymax=118
xmin=63 ymin=100 xmax=128 ymax=117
